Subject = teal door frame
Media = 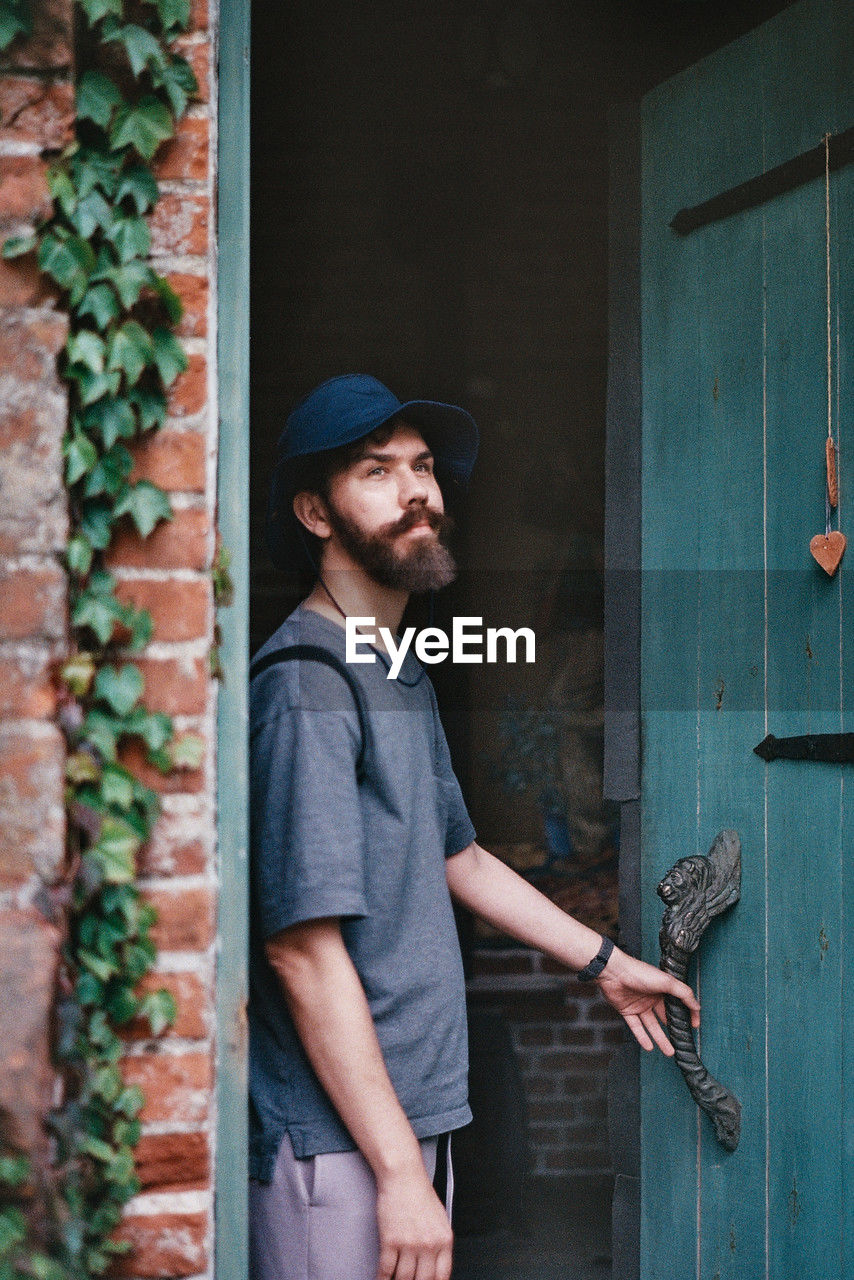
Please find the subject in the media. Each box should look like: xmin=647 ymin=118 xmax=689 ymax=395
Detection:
xmin=216 ymin=0 xmax=250 ymax=1277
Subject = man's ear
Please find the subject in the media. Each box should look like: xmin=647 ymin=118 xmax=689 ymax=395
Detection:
xmin=292 ymin=490 xmax=332 ymax=541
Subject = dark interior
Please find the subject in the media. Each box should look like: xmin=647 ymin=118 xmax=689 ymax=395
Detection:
xmin=250 ymin=2 xmax=793 ymax=1273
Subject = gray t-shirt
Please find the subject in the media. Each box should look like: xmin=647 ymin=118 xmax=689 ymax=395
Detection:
xmin=248 ymin=602 xmax=476 ymax=1181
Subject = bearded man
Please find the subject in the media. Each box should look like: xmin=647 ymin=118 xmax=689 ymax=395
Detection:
xmin=248 ymin=375 xmax=699 ymax=1280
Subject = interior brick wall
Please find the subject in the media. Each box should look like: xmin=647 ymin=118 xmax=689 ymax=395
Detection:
xmin=469 ymin=947 xmax=626 ymax=1178
xmin=0 ymin=2 xmax=220 ymax=1275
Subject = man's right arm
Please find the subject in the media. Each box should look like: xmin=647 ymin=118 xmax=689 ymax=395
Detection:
xmin=265 ymin=918 xmax=453 ymax=1280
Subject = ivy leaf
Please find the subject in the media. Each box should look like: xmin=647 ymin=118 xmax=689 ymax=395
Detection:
xmin=68 ymin=365 xmax=122 ymax=406
xmin=105 ymin=22 xmax=166 ymax=78
xmin=100 ymin=764 xmax=136 ymax=809
xmin=0 ymin=1156 xmax=31 ymax=1189
xmin=114 ymin=480 xmax=173 ymax=537
xmin=77 ymin=282 xmax=121 ymax=328
xmin=38 ymin=230 xmax=95 ymax=305
xmin=125 ymin=707 xmax=172 ymax=754
xmin=168 ymin=733 xmax=204 ymax=769
xmin=73 ymin=147 xmax=122 ymax=200
xmin=46 ymin=164 xmax=77 ymax=217
xmin=151 ymin=52 xmax=198 ymax=117
xmin=66 ymin=330 xmax=107 ymax=375
xmin=123 ymin=939 xmax=156 ymax=983
xmin=29 ymin=1253 xmax=69 ymax=1280
xmin=79 ymin=499 xmax=114 ymax=550
xmin=66 ymin=532 xmax=94 ymax=575
xmin=91 ymin=817 xmax=141 ymax=883
xmin=105 ymin=212 xmax=151 ymax=264
xmin=91 ymin=1065 xmax=122 ymax=1103
xmin=105 ymin=985 xmax=138 ymax=1026
xmin=82 ymin=396 xmax=136 ymax=449
xmin=61 ymin=653 xmax=97 ymax=698
xmin=78 ymin=0 xmax=123 ymax=23
xmin=116 ymin=165 xmax=159 ymax=214
xmin=127 ymin=605 xmax=154 ymax=651
xmin=75 ymin=971 xmax=104 ymax=1006
xmin=128 ymin=385 xmax=167 ymax=432
xmin=114 ymin=1084 xmax=145 ymax=1118
xmin=109 ymin=258 xmax=156 ymax=308
xmin=94 ymin=664 xmax=144 ymax=716
xmin=0 ymin=1206 xmax=27 ymax=1254
xmin=151 ymin=273 xmax=183 ymax=324
xmin=77 ymin=1134 xmax=114 ymax=1163
xmin=66 ymin=751 xmax=101 ymax=784
xmin=0 ymin=0 xmax=32 ymax=51
xmin=69 ymin=189 xmax=113 ymax=238
xmin=82 ymin=443 xmax=134 ymax=498
xmin=138 ymin=989 xmax=176 ymax=1036
xmin=151 ymin=326 xmax=188 ymax=386
xmin=63 ymin=428 xmax=99 ymax=485
xmin=76 ymin=71 xmax=124 ymax=130
xmin=108 ymin=320 xmax=154 ymax=386
xmin=145 ymin=0 xmax=191 ymax=33
xmin=1 ymin=233 xmax=37 ymax=259
xmin=110 ymin=96 xmax=174 ymax=161
xmin=73 ymin=595 xmax=120 ymax=648
xmin=78 ymin=947 xmax=117 ymax=983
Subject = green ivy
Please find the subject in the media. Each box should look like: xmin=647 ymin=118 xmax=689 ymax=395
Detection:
xmin=0 ymin=1 xmax=214 ymax=1275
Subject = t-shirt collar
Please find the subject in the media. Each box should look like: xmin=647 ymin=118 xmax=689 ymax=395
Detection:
xmin=293 ymin=601 xmax=425 ymax=686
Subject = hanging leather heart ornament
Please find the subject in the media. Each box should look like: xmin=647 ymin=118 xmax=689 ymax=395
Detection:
xmin=810 ymin=530 xmax=847 ymax=576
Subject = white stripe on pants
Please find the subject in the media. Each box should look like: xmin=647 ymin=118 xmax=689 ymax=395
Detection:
xmin=248 ymin=1133 xmax=453 ymax=1280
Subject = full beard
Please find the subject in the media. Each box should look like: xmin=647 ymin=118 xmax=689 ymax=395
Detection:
xmin=324 ymin=501 xmax=458 ymax=593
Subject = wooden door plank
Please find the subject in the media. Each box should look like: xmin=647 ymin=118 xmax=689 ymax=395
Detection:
xmin=640 ymin=67 xmax=704 ymax=1280
xmin=760 ymin=5 xmax=845 ymax=1265
xmin=690 ymin=29 xmax=768 ymax=1280
xmin=833 ymin=10 xmax=853 ymax=1270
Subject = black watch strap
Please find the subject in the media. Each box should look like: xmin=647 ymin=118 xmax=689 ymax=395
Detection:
xmin=576 ymin=935 xmax=614 ymax=982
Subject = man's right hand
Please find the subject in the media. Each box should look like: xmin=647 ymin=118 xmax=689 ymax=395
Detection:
xmin=375 ymin=1163 xmax=453 ymax=1280
xmin=266 ymin=920 xmax=454 ymax=1280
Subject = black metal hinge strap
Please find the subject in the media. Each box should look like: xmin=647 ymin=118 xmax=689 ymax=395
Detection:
xmin=753 ymin=733 xmax=854 ymax=763
xmin=670 ymin=124 xmax=854 ymax=236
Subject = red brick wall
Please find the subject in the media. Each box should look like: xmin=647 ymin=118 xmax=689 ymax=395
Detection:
xmin=469 ymin=947 xmax=625 ymax=1178
xmin=0 ymin=2 xmax=220 ymax=1274
xmin=0 ymin=0 xmax=74 ymax=1181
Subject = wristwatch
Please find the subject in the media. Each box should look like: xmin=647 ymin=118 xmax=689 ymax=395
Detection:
xmin=576 ymin=935 xmax=614 ymax=982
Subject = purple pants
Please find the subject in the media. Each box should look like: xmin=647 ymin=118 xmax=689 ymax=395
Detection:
xmin=248 ymin=1134 xmax=453 ymax=1280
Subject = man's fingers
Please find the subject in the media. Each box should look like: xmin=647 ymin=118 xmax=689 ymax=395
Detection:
xmin=435 ymin=1246 xmax=453 ymax=1280
xmin=668 ymin=976 xmax=701 ymax=1023
xmin=377 ymin=1246 xmax=398 ymax=1280
xmin=412 ymin=1250 xmax=438 ymax=1280
xmin=624 ymin=1013 xmax=654 ymax=1052
xmin=641 ymin=1008 xmax=674 ymax=1057
xmin=394 ymin=1249 xmax=417 ymax=1280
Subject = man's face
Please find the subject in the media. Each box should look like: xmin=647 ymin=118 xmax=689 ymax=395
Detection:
xmin=320 ymin=421 xmax=458 ymax=592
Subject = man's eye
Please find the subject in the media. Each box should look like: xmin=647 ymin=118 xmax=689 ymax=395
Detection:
xmin=415 ymin=461 xmax=434 ymax=473
xmin=367 ymin=466 xmax=386 ymax=476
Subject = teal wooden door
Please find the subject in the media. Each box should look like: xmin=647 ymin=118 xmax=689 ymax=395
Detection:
xmin=640 ymin=2 xmax=852 ymax=1277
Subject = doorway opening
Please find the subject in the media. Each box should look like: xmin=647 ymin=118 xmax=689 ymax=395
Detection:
xmin=248 ymin=3 xmax=793 ymax=1275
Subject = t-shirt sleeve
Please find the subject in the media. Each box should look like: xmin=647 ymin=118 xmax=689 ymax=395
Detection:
xmin=427 ymin=681 xmax=477 ymax=858
xmin=250 ymin=667 xmax=368 ymax=939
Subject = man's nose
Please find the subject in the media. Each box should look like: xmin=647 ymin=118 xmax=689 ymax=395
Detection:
xmin=399 ymin=469 xmax=430 ymax=505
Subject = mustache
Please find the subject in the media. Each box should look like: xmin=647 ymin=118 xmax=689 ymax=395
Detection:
xmin=383 ymin=506 xmax=455 ymax=538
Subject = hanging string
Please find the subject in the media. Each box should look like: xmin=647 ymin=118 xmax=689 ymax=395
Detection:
xmin=824 ymin=132 xmax=837 ymax=535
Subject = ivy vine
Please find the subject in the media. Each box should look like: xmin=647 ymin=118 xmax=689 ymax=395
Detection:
xmin=0 ymin=1 xmax=216 ymax=1276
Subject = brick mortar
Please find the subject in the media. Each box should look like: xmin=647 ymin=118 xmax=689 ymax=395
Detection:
xmin=474 ymin=950 xmax=623 ymax=1178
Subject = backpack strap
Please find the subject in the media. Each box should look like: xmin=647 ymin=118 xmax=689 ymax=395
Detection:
xmin=249 ymin=643 xmax=370 ymax=781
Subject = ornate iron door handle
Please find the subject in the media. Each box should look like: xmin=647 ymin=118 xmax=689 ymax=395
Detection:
xmin=657 ymin=830 xmax=742 ymax=1152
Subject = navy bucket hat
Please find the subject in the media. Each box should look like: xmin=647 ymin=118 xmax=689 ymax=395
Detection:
xmin=266 ymin=374 xmax=479 ymax=570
